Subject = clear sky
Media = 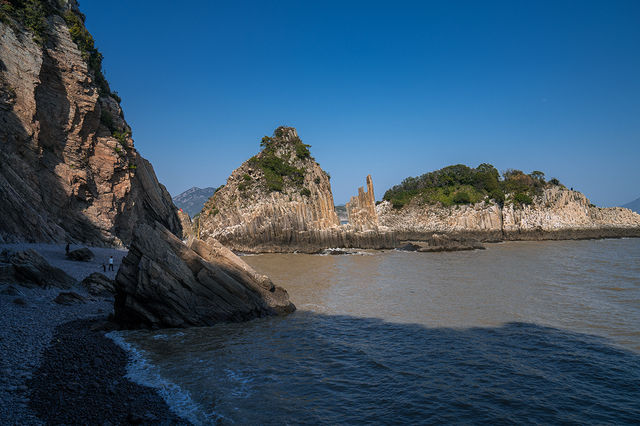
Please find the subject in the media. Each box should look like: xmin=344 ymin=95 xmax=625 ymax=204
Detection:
xmin=80 ymin=0 xmax=640 ymax=206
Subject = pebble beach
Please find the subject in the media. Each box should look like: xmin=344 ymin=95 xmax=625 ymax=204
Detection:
xmin=0 ymin=243 xmax=186 ymax=424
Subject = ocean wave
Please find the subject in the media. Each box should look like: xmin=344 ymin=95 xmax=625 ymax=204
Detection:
xmin=106 ymin=331 xmax=222 ymax=425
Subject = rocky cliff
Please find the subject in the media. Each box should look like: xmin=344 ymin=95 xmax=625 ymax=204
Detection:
xmin=0 ymin=0 xmax=180 ymax=246
xmin=198 ymin=127 xmax=347 ymax=252
xmin=378 ymin=187 xmax=640 ymax=241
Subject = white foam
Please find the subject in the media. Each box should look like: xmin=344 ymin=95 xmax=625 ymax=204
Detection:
xmin=106 ymin=331 xmax=223 ymax=425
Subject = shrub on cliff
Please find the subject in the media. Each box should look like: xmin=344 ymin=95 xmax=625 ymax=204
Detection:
xmin=248 ymin=128 xmax=312 ymax=193
xmin=1 ymin=0 xmax=49 ymax=44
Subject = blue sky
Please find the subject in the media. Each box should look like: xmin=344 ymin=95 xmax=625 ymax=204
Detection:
xmin=80 ymin=0 xmax=640 ymax=206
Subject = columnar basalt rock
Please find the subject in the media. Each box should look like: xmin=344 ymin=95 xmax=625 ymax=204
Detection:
xmin=199 ymin=127 xmax=344 ymax=252
xmin=377 ymin=187 xmax=640 ymax=241
xmin=0 ymin=2 xmax=181 ymax=246
xmin=346 ymin=175 xmax=379 ymax=231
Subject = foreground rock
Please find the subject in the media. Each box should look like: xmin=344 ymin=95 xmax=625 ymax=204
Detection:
xmin=0 ymin=249 xmax=75 ymax=288
xmin=66 ymin=248 xmax=94 ymax=262
xmin=80 ymin=272 xmax=115 ymax=297
xmin=114 ymin=222 xmax=295 ymax=329
xmin=0 ymin=2 xmax=181 ymax=246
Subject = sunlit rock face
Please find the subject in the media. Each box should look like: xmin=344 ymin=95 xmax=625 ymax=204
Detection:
xmin=198 ymin=127 xmax=347 ymax=253
xmin=346 ymin=175 xmax=379 ymax=231
xmin=377 ymin=187 xmax=640 ymax=241
xmin=0 ymin=2 xmax=180 ymax=246
xmin=114 ymin=221 xmax=295 ymax=329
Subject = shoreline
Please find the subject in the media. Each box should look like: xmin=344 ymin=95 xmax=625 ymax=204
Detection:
xmin=28 ymin=318 xmax=188 ymax=425
xmin=218 ymin=227 xmax=640 ymax=254
xmin=0 ymin=243 xmax=189 ymax=424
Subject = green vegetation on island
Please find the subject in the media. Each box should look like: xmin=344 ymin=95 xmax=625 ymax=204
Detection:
xmin=383 ymin=164 xmax=563 ymax=209
xmin=247 ymin=127 xmax=311 ymax=193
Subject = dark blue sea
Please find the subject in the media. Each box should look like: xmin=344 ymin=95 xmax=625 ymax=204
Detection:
xmin=110 ymin=239 xmax=640 ymax=424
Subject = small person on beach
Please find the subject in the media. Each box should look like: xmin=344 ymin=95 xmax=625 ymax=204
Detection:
xmin=108 ymin=256 xmax=114 ymax=271
xmin=65 ymin=243 xmax=70 ymax=255
xmin=102 ymin=263 xmax=106 ymax=272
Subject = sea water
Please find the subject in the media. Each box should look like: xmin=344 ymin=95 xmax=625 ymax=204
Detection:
xmin=113 ymin=239 xmax=640 ymax=424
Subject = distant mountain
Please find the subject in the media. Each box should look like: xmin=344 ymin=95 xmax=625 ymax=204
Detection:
xmin=623 ymin=197 xmax=640 ymax=213
xmin=173 ymin=187 xmax=216 ymax=217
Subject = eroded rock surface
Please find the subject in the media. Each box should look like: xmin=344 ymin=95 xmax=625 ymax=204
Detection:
xmin=80 ymin=272 xmax=115 ymax=297
xmin=66 ymin=248 xmax=94 ymax=262
xmin=378 ymin=187 xmax=640 ymax=240
xmin=199 ymin=127 xmax=342 ymax=252
xmin=346 ymin=175 xmax=379 ymax=231
xmin=0 ymin=2 xmax=181 ymax=246
xmin=114 ymin=222 xmax=295 ymax=329
xmin=0 ymin=249 xmax=75 ymax=288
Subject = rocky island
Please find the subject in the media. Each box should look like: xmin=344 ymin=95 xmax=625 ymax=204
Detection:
xmin=198 ymin=127 xmax=396 ymax=252
xmin=378 ymin=164 xmax=640 ymax=241
xmin=197 ymin=149 xmax=640 ymax=252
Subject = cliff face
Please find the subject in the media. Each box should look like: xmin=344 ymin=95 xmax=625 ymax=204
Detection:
xmin=378 ymin=187 xmax=640 ymax=240
xmin=0 ymin=1 xmax=180 ymax=245
xmin=346 ymin=175 xmax=378 ymax=231
xmin=198 ymin=127 xmax=343 ymax=252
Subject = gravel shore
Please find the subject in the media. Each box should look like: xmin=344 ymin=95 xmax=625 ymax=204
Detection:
xmin=0 ymin=243 xmax=187 ymax=424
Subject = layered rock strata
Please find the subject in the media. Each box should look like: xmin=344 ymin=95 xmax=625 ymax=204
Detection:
xmin=114 ymin=222 xmax=295 ymax=329
xmin=0 ymin=1 xmax=180 ymax=246
xmin=346 ymin=175 xmax=379 ymax=231
xmin=378 ymin=187 xmax=640 ymax=241
xmin=0 ymin=249 xmax=75 ymax=288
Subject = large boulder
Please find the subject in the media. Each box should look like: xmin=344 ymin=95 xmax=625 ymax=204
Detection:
xmin=0 ymin=249 xmax=75 ymax=289
xmin=66 ymin=248 xmax=94 ymax=262
xmin=114 ymin=222 xmax=295 ymax=329
xmin=80 ymin=273 xmax=115 ymax=297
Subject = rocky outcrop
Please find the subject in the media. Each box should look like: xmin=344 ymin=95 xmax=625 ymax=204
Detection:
xmin=176 ymin=209 xmax=194 ymax=240
xmin=0 ymin=249 xmax=76 ymax=288
xmin=66 ymin=247 xmax=94 ymax=262
xmin=0 ymin=1 xmax=181 ymax=246
xmin=199 ymin=127 xmax=342 ymax=252
xmin=114 ymin=221 xmax=295 ymax=329
xmin=346 ymin=175 xmax=379 ymax=231
xmin=80 ymin=272 xmax=115 ymax=297
xmin=378 ymin=187 xmax=640 ymax=241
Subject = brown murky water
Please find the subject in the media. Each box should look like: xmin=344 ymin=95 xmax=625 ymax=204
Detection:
xmin=115 ymin=239 xmax=640 ymax=424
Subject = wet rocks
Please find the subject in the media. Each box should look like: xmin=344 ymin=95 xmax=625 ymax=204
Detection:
xmin=114 ymin=221 xmax=295 ymax=329
xmin=0 ymin=249 xmax=75 ymax=288
xmin=80 ymin=273 xmax=115 ymax=297
xmin=66 ymin=248 xmax=94 ymax=262
xmin=54 ymin=292 xmax=86 ymax=305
